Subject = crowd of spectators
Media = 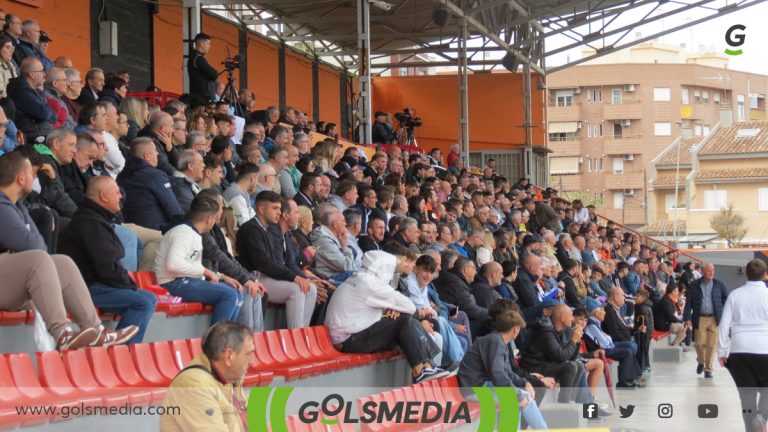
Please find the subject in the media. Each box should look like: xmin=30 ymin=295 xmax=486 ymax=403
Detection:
xmin=0 ymin=9 xmax=756 ymax=427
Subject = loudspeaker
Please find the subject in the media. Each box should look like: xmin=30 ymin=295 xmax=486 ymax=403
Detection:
xmin=501 ymin=53 xmax=518 ymax=72
xmin=432 ymin=7 xmax=449 ymax=27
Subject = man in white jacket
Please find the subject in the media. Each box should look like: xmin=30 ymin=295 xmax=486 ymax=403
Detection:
xmin=154 ymin=193 xmax=243 ymax=326
xmin=325 ymin=250 xmax=449 ymax=384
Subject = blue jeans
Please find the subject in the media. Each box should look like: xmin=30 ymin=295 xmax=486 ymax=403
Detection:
xmin=435 ymin=316 xmax=464 ymax=363
xmin=114 ymin=225 xmax=140 ymax=272
xmin=89 ymin=283 xmax=158 ymax=344
xmin=161 ymin=278 xmax=243 ymax=325
xmin=615 ymin=340 xmax=638 ymax=355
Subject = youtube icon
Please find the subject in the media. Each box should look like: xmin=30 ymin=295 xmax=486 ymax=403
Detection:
xmin=698 ymin=404 xmax=718 ymax=419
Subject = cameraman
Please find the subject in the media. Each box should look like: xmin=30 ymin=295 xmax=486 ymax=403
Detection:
xmin=187 ymin=33 xmax=219 ymax=100
xmin=372 ymin=111 xmax=395 ymax=145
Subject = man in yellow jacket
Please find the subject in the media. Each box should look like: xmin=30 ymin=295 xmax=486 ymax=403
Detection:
xmin=160 ymin=321 xmax=254 ymax=431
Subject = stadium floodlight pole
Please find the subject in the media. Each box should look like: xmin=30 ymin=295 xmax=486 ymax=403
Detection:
xmin=357 ymin=0 xmax=373 ymax=146
xmin=182 ymin=0 xmax=202 ymax=94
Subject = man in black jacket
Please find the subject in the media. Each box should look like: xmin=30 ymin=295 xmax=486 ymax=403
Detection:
xmin=170 ymin=149 xmax=204 ymax=213
xmin=470 ymin=261 xmax=503 ymax=309
xmin=198 ymin=189 xmax=265 ymax=332
xmin=34 ymin=128 xmax=78 ymax=227
xmin=237 ymin=191 xmax=317 ymax=328
xmin=187 ymin=33 xmax=219 ymax=101
xmin=433 ymin=257 xmax=489 ymax=336
xmin=603 ymin=287 xmax=645 ymax=354
xmin=514 ymin=254 xmax=543 ymax=310
xmin=519 ymin=304 xmax=586 ymax=403
xmin=59 ymin=176 xmax=156 ymax=344
xmin=117 ymin=137 xmax=183 ymax=230
xmin=358 ymin=216 xmax=385 ymax=253
xmin=139 ymin=111 xmax=178 ymax=177
xmin=8 ymin=58 xmax=53 ymax=142
xmin=684 ymin=262 xmax=729 ymax=378
xmin=292 ymin=172 xmax=321 ymax=211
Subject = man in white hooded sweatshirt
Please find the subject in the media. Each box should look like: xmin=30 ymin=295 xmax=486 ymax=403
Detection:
xmin=325 ymin=250 xmax=450 ymax=383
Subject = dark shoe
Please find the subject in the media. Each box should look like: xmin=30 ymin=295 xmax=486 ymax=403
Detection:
xmin=616 ymin=381 xmax=637 ymax=389
xmin=56 ymin=327 xmax=99 ymax=350
xmin=751 ymin=413 xmax=767 ymax=432
xmin=630 ymin=379 xmax=647 ymax=388
xmin=697 ymin=363 xmax=704 ymax=375
xmin=704 ymin=371 xmax=713 ymax=379
xmin=413 ymin=367 xmax=450 ymax=384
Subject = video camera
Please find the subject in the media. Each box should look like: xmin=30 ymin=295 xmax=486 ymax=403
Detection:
xmin=221 ymin=54 xmax=244 ymax=72
xmin=394 ymin=107 xmax=423 ymax=129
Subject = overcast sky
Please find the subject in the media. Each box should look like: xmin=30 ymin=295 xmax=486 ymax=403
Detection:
xmin=545 ymin=1 xmax=768 ymax=75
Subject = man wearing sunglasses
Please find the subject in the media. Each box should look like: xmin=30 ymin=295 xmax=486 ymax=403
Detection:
xmin=7 ymin=57 xmax=53 ymax=143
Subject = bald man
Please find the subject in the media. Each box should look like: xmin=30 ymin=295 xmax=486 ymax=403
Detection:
xmin=471 ymin=261 xmax=504 ymax=309
xmin=59 ymin=176 xmax=157 ymax=344
xmin=514 ymin=254 xmax=543 ymax=309
xmin=684 ymin=262 xmax=729 ymax=378
xmin=143 ymin=110 xmax=178 ymax=177
xmin=603 ymin=287 xmax=644 ymax=359
xmin=520 ymin=303 xmax=587 ymax=403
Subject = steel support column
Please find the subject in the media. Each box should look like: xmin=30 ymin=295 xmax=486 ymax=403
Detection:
xmin=182 ymin=0 xmax=202 ymax=93
xmin=522 ymin=59 xmax=533 ymax=180
xmin=357 ymin=0 xmax=373 ymax=145
xmin=458 ymin=18 xmax=470 ymax=166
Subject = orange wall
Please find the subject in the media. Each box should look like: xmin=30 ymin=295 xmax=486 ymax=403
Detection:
xmin=153 ymin=3 xmax=183 ymax=93
xmin=246 ymin=34 xmax=279 ymax=108
xmin=318 ymin=64 xmax=340 ymax=126
xmin=201 ymin=13 xmax=240 ymax=91
xmin=0 ymin=0 xmax=91 ymax=71
xmin=371 ymin=73 xmax=546 ymax=155
xmin=285 ymin=50 xmax=312 ymax=116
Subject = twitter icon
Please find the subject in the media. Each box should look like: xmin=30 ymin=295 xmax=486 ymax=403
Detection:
xmin=619 ymin=405 xmax=636 ymax=418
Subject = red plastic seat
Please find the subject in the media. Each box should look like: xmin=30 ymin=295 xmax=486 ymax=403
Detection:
xmin=652 ymin=330 xmax=670 ymax=341
xmin=7 ymin=353 xmax=81 ymax=422
xmin=311 ymin=326 xmax=371 ymax=367
xmin=0 ymin=310 xmax=28 ymax=325
xmin=170 ymin=340 xmax=193 ymax=369
xmin=0 ymin=356 xmax=46 ymax=429
xmin=287 ymin=329 xmax=345 ymax=372
xmin=128 ymin=344 xmax=172 ymax=386
xmin=149 ymin=342 xmax=182 ymax=381
xmin=300 ymin=327 xmax=352 ymax=369
xmin=188 ymin=338 xmax=203 ymax=357
xmin=36 ymin=351 xmax=103 ymax=408
xmin=62 ymin=350 xmax=134 ymax=407
xmin=277 ymin=329 xmax=336 ymax=374
xmin=89 ymin=347 xmax=164 ymax=404
xmin=251 ymin=332 xmax=308 ymax=380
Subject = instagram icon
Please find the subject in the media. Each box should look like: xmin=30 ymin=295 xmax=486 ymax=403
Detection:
xmin=658 ymin=404 xmax=674 ymax=418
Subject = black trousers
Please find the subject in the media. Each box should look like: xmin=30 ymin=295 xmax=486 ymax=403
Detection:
xmin=606 ymin=346 xmax=642 ymax=383
xmin=340 ymin=314 xmax=438 ymax=368
xmin=726 ymin=353 xmax=768 ymax=432
xmin=535 ymin=361 xmax=586 ymax=403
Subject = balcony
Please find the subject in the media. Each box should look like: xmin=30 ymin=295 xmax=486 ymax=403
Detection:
xmin=604 ymin=135 xmax=643 ymax=155
xmin=548 ymin=137 xmax=582 ymax=155
xmin=600 ymin=207 xmax=646 ymax=225
xmin=603 ymin=99 xmax=642 ymax=120
xmin=548 ymin=104 xmax=580 ymax=122
xmin=604 ymin=170 xmax=645 ymax=190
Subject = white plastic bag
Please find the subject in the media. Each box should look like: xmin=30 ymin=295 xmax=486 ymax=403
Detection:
xmin=33 ymin=308 xmax=55 ymax=352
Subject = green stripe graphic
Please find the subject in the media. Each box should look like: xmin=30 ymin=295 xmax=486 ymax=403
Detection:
xmin=269 ymin=387 xmax=294 ymax=432
xmin=725 ymin=48 xmax=743 ymax=56
xmin=473 ymin=386 xmax=498 ymax=432
xmin=495 ymin=387 xmax=520 ymax=432
xmin=247 ymin=387 xmax=274 ymax=432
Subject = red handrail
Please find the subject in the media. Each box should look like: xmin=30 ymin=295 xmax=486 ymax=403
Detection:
xmin=125 ymin=91 xmax=181 ymax=108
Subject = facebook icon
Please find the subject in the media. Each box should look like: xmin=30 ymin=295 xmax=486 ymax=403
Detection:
xmin=583 ymin=403 xmax=599 ymax=419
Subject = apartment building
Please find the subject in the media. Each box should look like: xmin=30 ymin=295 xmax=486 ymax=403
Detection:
xmin=546 ymin=42 xmax=768 ymax=226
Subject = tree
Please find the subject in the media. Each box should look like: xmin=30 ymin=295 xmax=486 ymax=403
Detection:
xmin=709 ymin=205 xmax=747 ymax=248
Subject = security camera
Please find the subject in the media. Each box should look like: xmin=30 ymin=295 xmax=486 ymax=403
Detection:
xmin=369 ymin=0 xmax=394 ymax=11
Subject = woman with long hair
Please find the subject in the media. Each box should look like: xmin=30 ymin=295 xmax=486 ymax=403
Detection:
xmin=119 ymin=97 xmax=149 ymax=143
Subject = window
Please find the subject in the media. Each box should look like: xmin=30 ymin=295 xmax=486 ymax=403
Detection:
xmin=555 ymin=90 xmax=573 ymax=106
xmin=587 ymin=158 xmax=593 ymax=172
xmin=694 ymin=90 xmax=701 ymax=103
xmin=587 ymin=124 xmax=603 ymax=137
xmin=613 ymin=193 xmax=624 ymax=209
xmin=738 ymin=95 xmax=746 ymax=120
xmin=589 ymin=89 xmax=602 ymax=102
xmin=702 ymin=91 xmax=709 ymax=104
xmin=665 ymin=194 xmax=679 ymax=211
xmin=760 ymin=188 xmax=768 ymax=211
xmin=704 ymin=190 xmax=728 ymax=210
xmin=599 ymin=158 xmax=604 ymax=171
xmin=549 ymin=156 xmax=580 ymax=175
xmin=548 ymin=132 xmax=576 ymax=141
xmin=749 ymin=94 xmax=764 ymax=109
xmin=703 ymin=125 xmax=711 ymax=135
xmin=694 ymin=124 xmax=702 ymax=136
xmin=654 ymin=122 xmax=672 ymax=136
xmin=713 ymin=92 xmax=721 ymax=105
xmin=612 ymin=157 xmax=624 ymax=173
xmin=653 ymin=88 xmax=671 ymax=102
xmin=681 ymin=88 xmax=690 ymax=105
xmin=612 ymin=88 xmax=622 ymax=104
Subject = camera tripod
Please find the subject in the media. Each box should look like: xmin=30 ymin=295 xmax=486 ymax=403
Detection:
xmin=219 ymin=67 xmax=243 ymax=117
xmin=396 ymin=126 xmax=419 ymax=147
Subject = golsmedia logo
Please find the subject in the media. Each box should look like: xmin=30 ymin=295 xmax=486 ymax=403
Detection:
xmin=247 ymin=386 xmax=519 ymax=432
xmin=724 ymin=24 xmax=746 ymax=56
